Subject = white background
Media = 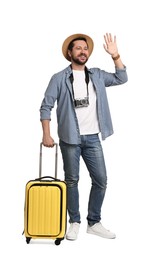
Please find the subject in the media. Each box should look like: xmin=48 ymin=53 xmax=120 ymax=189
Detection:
xmin=0 ymin=0 xmax=157 ymax=259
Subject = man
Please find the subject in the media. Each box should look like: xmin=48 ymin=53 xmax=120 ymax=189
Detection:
xmin=40 ymin=33 xmax=128 ymax=240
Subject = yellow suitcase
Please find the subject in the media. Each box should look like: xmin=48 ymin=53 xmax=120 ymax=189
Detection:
xmin=23 ymin=143 xmax=67 ymax=245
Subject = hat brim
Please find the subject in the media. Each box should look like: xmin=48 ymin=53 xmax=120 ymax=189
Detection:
xmin=62 ymin=33 xmax=94 ymax=61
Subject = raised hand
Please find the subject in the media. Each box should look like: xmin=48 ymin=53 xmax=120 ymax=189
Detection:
xmin=103 ymin=33 xmax=118 ymax=56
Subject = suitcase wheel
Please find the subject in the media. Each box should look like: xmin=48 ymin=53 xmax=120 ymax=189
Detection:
xmin=26 ymin=237 xmax=31 ymax=244
xmin=55 ymin=239 xmax=61 ymax=245
xmin=55 ymin=237 xmax=64 ymax=245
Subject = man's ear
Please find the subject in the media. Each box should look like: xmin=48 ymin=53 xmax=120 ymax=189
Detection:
xmin=68 ymin=50 xmax=71 ymax=59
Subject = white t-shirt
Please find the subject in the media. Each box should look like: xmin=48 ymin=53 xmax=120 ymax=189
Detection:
xmin=72 ymin=70 xmax=100 ymax=135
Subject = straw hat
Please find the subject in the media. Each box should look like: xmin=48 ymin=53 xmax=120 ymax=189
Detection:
xmin=62 ymin=33 xmax=94 ymax=61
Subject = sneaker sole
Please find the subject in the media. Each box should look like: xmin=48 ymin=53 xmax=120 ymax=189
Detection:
xmin=66 ymin=235 xmax=77 ymax=241
xmin=87 ymin=229 xmax=116 ymax=239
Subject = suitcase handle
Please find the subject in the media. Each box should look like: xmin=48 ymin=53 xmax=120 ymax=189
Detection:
xmin=39 ymin=142 xmax=58 ymax=179
xmin=35 ymin=176 xmax=60 ymax=181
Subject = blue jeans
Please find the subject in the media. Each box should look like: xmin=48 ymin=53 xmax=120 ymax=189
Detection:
xmin=59 ymin=134 xmax=107 ymax=226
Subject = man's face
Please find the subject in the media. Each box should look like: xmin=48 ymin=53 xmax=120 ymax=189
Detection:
xmin=68 ymin=40 xmax=89 ymax=65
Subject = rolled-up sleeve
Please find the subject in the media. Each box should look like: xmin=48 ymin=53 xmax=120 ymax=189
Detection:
xmin=98 ymin=66 xmax=128 ymax=87
xmin=40 ymin=96 xmax=55 ymax=120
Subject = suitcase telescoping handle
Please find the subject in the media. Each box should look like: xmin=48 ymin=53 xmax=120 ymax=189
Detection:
xmin=39 ymin=142 xmax=58 ymax=179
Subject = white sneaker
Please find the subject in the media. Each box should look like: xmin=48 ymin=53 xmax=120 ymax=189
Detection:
xmin=87 ymin=222 xmax=116 ymax=239
xmin=66 ymin=222 xmax=80 ymax=240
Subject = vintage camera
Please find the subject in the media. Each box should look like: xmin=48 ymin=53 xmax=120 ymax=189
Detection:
xmin=74 ymin=97 xmax=89 ymax=108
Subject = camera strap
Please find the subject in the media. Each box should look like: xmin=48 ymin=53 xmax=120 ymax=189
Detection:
xmin=69 ymin=66 xmax=89 ymax=101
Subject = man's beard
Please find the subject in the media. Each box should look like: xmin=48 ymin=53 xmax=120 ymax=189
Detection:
xmin=71 ymin=54 xmax=88 ymax=65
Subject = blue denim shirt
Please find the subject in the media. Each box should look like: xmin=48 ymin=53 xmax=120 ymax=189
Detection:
xmin=40 ymin=65 xmax=128 ymax=144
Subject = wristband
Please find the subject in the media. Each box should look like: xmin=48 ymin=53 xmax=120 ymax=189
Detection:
xmin=112 ymin=54 xmax=120 ymax=61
